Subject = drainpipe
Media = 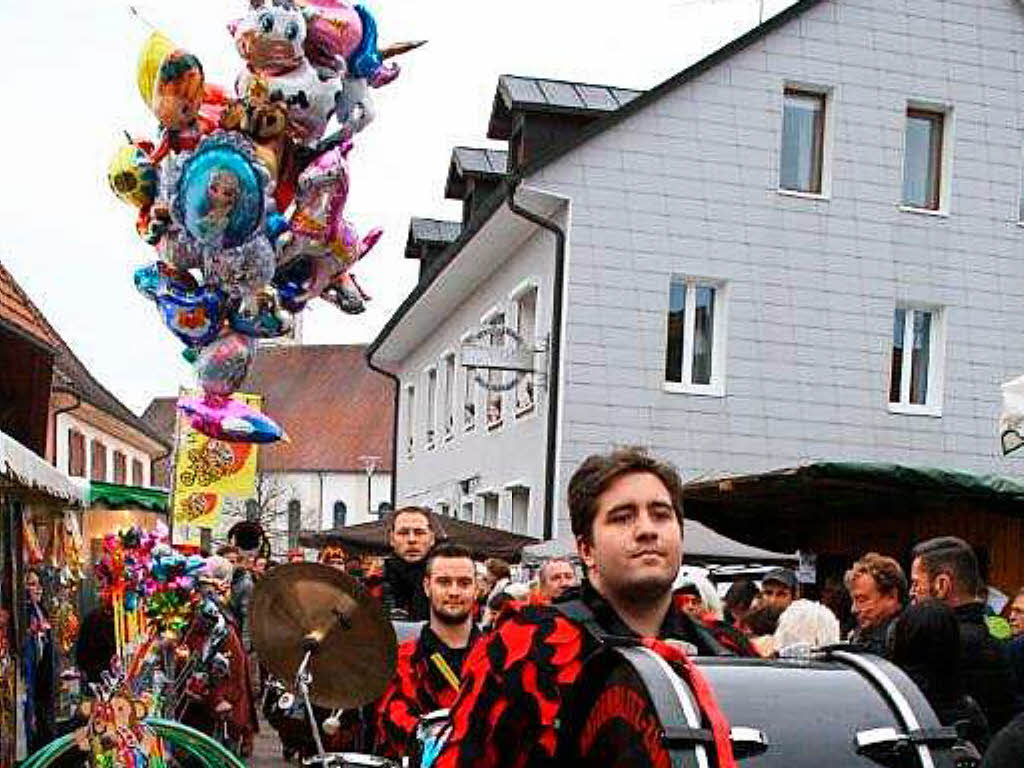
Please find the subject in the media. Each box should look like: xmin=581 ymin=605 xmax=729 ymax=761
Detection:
xmin=366 ymin=354 xmax=400 ymax=509
xmin=506 ymin=179 xmax=565 ymax=541
xmin=50 ymin=387 xmax=81 ymax=469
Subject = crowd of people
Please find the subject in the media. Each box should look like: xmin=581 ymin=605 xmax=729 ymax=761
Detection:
xmin=21 ymin=445 xmax=1024 ymax=766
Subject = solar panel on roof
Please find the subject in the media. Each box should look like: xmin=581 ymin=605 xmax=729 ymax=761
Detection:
xmin=611 ymin=88 xmax=642 ymax=107
xmin=575 ymin=84 xmax=619 ymax=111
xmin=536 ymin=79 xmax=584 ymax=109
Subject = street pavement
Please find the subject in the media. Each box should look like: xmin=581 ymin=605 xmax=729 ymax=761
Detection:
xmin=252 ymin=717 xmax=286 ymax=767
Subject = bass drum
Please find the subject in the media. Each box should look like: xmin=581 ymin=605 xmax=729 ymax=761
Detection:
xmin=560 ymin=647 xmax=981 ymax=768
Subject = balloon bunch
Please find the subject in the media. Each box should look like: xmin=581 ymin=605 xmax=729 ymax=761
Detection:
xmin=109 ymin=1 xmax=421 ymax=443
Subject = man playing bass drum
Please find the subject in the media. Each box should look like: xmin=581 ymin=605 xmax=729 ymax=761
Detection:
xmin=434 ymin=447 xmax=732 ymax=768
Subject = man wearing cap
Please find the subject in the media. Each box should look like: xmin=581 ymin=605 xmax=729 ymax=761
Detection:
xmin=761 ymin=568 xmax=797 ymax=612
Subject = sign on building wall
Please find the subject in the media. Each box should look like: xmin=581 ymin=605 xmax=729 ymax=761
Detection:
xmin=171 ymin=391 xmax=260 ymax=545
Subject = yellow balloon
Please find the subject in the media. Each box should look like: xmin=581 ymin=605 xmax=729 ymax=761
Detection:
xmin=136 ymin=31 xmax=176 ymax=109
xmin=108 ymin=144 xmax=159 ymax=209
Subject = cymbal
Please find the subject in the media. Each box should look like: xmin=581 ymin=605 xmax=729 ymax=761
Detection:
xmin=252 ymin=562 xmax=397 ymax=708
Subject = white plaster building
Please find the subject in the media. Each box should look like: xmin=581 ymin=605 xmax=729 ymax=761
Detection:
xmin=370 ymin=0 xmax=1024 ymax=544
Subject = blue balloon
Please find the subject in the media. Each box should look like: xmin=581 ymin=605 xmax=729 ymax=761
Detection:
xmin=174 ymin=137 xmax=265 ymax=248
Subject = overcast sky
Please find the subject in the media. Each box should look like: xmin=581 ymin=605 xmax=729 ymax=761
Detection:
xmin=0 ymin=0 xmax=795 ymax=413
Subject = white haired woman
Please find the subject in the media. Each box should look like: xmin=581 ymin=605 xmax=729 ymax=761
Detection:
xmin=771 ymin=599 xmax=841 ymax=657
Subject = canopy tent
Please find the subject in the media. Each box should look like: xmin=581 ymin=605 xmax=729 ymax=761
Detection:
xmin=87 ymin=481 xmax=168 ymax=513
xmin=0 ymin=428 xmax=85 ymax=505
xmin=521 ymin=517 xmax=797 ymax=566
xmin=300 ymin=517 xmax=538 ymax=562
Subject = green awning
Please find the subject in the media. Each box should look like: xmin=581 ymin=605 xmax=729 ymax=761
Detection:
xmin=87 ymin=481 xmax=168 ymax=513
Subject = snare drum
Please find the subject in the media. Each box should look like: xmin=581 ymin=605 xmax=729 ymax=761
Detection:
xmin=560 ymin=647 xmax=981 ymax=768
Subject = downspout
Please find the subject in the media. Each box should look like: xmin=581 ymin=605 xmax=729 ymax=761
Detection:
xmin=506 ymin=179 xmax=566 ymax=541
xmin=50 ymin=387 xmax=82 ymax=468
xmin=366 ymin=353 xmax=400 ymax=508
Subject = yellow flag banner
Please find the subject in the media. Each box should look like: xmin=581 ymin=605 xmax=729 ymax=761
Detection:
xmin=172 ymin=391 xmax=260 ymax=536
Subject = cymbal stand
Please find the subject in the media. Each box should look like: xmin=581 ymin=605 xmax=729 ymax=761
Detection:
xmin=295 ymin=649 xmax=330 ymax=763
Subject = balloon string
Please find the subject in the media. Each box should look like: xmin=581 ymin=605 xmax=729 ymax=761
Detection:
xmin=128 ymin=5 xmax=158 ymax=32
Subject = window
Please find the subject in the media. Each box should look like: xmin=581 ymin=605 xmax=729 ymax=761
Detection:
xmin=902 ymin=108 xmax=945 ymax=211
xmin=287 ymin=499 xmax=302 ymax=548
xmin=405 ymin=384 xmax=416 ymax=455
xmin=91 ymin=439 xmax=107 ymax=481
xmin=510 ymin=487 xmax=530 ymax=534
xmin=463 ymin=361 xmax=476 ymax=431
xmin=889 ymin=306 xmax=945 ymax=415
xmin=480 ymin=493 xmax=499 ymax=528
xmin=425 ymin=368 xmax=437 ymax=448
xmin=780 ymin=88 xmax=826 ymax=194
xmin=113 ymin=451 xmax=127 ymax=484
xmin=437 ymin=501 xmax=451 ymax=518
xmin=664 ymin=278 xmax=726 ymax=395
xmin=131 ymin=458 xmax=144 ymax=486
xmin=515 ymin=288 xmax=537 ymax=415
xmin=68 ymin=430 xmax=86 ymax=477
xmin=333 ymin=500 xmax=347 ymax=529
xmin=460 ymin=499 xmax=474 ymax=521
xmin=442 ymin=354 xmax=455 ymax=440
xmin=485 ymin=313 xmax=505 ymax=428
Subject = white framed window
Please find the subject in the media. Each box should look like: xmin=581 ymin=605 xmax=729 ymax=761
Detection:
xmin=510 ymin=486 xmax=530 ymax=534
xmin=664 ymin=278 xmax=727 ymax=396
xmin=888 ymin=305 xmax=945 ymax=416
xmin=425 ymin=367 xmax=437 ymax=449
xmin=483 ymin=312 xmax=506 ymax=429
xmin=478 ymin=491 xmax=499 ymax=528
xmin=779 ymin=86 xmax=831 ymax=197
xmin=404 ymin=384 xmax=416 ymax=456
xmin=460 ymin=499 xmax=474 ymax=521
xmin=442 ymin=353 xmax=456 ymax=441
xmin=901 ymin=103 xmax=953 ymax=214
xmin=513 ymin=287 xmax=538 ymax=417
xmin=436 ymin=501 xmax=451 ymax=518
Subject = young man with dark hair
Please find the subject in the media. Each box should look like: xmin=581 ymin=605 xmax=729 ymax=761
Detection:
xmin=376 ymin=542 xmax=480 ymax=758
xmin=435 ymin=446 xmax=728 ymax=768
xmin=845 ymin=552 xmax=906 ymax=657
xmin=910 ymin=536 xmax=1019 ymax=732
xmin=381 ymin=506 xmax=437 ymax=620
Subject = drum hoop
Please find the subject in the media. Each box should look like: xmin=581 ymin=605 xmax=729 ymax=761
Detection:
xmin=830 ymin=650 xmax=935 ymax=768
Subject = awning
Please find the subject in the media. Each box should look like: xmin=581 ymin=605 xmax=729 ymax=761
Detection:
xmin=87 ymin=481 xmax=168 ymax=513
xmin=521 ymin=518 xmax=797 ymax=565
xmin=0 ymin=428 xmax=84 ymax=505
xmin=300 ymin=517 xmax=538 ymax=562
xmin=682 ymin=462 xmax=1024 ymax=506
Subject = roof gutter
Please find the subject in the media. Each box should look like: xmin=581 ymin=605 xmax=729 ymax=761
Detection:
xmin=50 ymin=386 xmax=81 ymax=469
xmin=505 ymin=179 xmax=565 ymax=541
xmin=365 ymin=352 xmax=401 ymax=507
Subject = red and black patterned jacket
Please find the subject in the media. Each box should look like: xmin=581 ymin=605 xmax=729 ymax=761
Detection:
xmin=376 ymin=624 xmax=481 ymax=758
xmin=435 ymin=581 xmax=730 ymax=768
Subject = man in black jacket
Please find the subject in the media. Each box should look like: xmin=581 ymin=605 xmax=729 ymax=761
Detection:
xmin=910 ymin=536 xmax=1020 ymax=732
xmin=381 ymin=506 xmax=436 ymax=620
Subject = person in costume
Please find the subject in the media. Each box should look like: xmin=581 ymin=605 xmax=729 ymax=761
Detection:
xmin=23 ymin=569 xmax=58 ymax=754
xmin=376 ymin=543 xmax=481 ymax=758
xmin=435 ymin=447 xmax=731 ymax=768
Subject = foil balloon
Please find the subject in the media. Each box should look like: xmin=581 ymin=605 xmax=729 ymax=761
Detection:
xmin=271 ymin=257 xmax=314 ymax=313
xmin=134 ymin=262 xmax=227 ymax=348
xmin=193 ymin=332 xmax=254 ymax=397
xmin=177 ymin=395 xmax=286 ymax=444
xmin=323 ymin=270 xmax=368 ymax=314
xmin=228 ymin=288 xmax=294 ymax=339
xmin=172 ymin=132 xmax=266 ymax=248
xmin=108 ymin=142 xmax=159 ymax=209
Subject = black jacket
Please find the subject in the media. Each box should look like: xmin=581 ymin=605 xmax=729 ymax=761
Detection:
xmin=381 ymin=556 xmax=430 ymax=621
xmin=955 ymin=602 xmax=1019 ymax=733
xmin=849 ymin=610 xmax=900 ymax=658
xmin=982 ymin=712 xmax=1024 ymax=768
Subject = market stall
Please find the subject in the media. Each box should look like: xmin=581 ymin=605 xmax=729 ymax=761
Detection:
xmin=0 ymin=428 xmax=85 ymax=765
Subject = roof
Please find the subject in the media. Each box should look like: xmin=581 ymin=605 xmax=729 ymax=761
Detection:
xmin=300 ymin=515 xmax=537 ymax=561
xmin=144 ymin=345 xmax=395 ymax=473
xmin=0 ymin=260 xmax=59 ymax=352
xmin=141 ymin=397 xmax=178 ymax=445
xmin=372 ymin=3 xmax=826 ymax=361
xmin=522 ymin=518 xmax=796 ymax=565
xmin=52 ymin=343 xmax=171 ymax=451
xmin=444 ymin=147 xmax=508 ymax=199
xmin=488 ymin=75 xmax=642 ymax=139
xmin=404 ymin=218 xmax=462 ymax=260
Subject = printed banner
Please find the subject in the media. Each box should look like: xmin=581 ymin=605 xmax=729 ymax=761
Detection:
xmin=172 ymin=391 xmax=260 ymax=538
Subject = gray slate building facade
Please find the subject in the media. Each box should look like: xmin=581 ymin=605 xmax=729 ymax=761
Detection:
xmin=371 ymin=0 xmax=1024 ymax=541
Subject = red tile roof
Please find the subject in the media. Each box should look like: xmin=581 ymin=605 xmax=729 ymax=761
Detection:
xmin=143 ymin=345 xmax=395 ymax=473
xmin=0 ymin=261 xmax=60 ymax=351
